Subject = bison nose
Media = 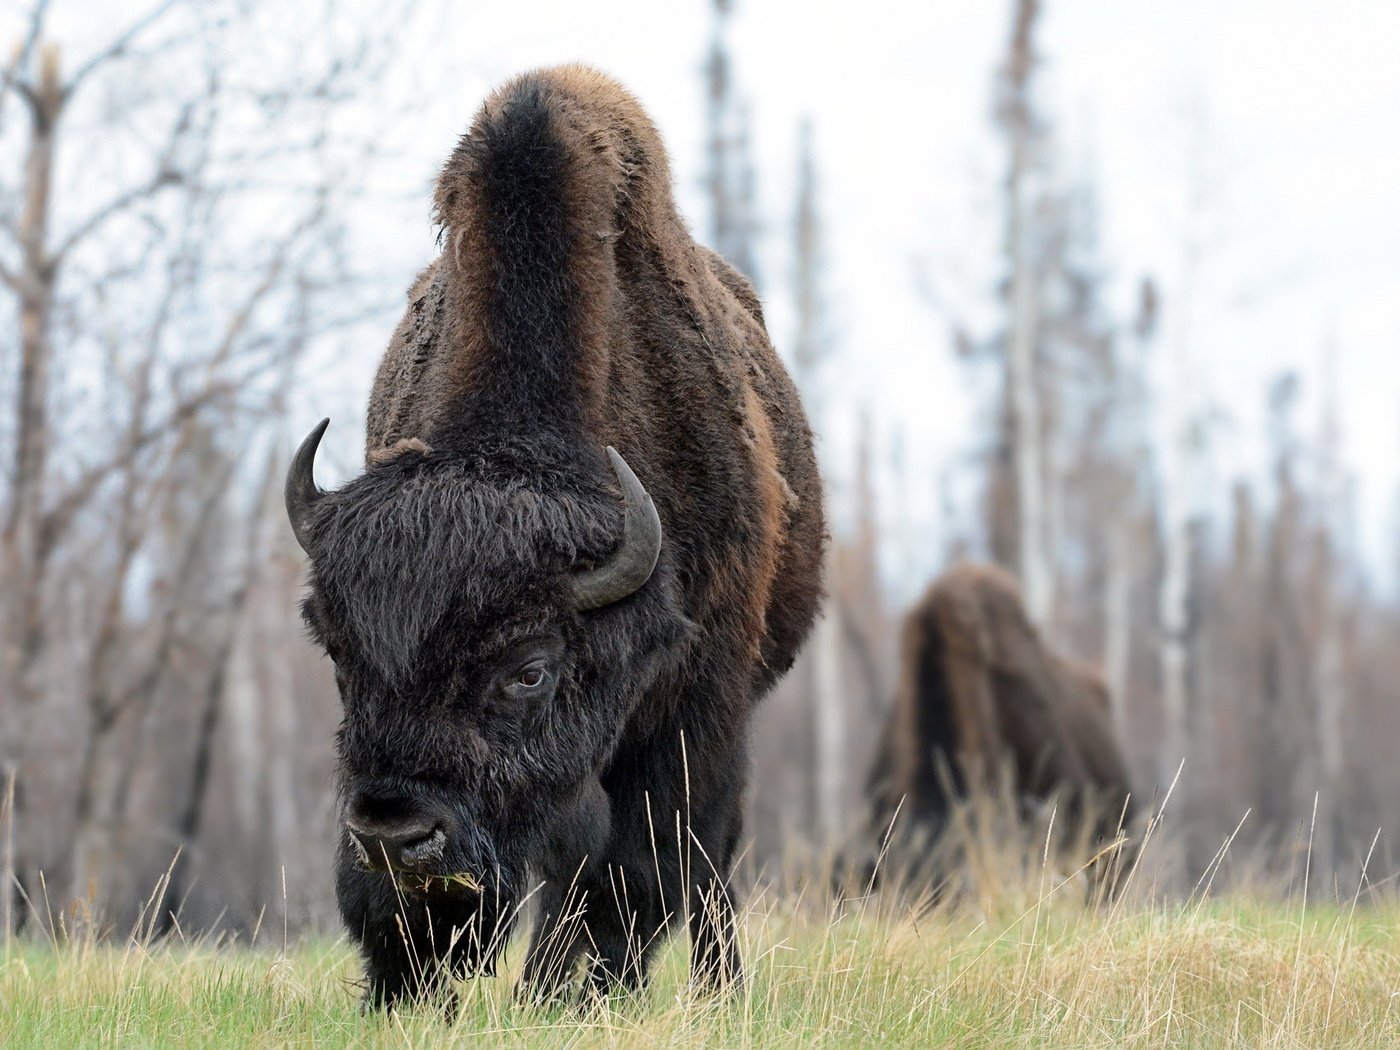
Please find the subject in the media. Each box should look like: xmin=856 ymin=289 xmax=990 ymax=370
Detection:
xmin=346 ymin=819 xmax=446 ymax=874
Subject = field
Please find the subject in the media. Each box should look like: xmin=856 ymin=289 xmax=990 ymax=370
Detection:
xmin=4 ymin=874 xmax=1399 ymax=1049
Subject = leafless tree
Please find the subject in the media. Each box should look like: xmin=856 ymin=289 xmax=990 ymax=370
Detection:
xmin=0 ymin=0 xmax=408 ymax=936
xmin=703 ymin=0 xmax=761 ymax=288
xmin=995 ymin=0 xmax=1051 ymax=625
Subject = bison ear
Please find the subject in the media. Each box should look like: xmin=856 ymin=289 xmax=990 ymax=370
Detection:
xmin=285 ymin=418 xmax=330 ymax=555
xmin=570 ymin=447 xmax=662 ymax=611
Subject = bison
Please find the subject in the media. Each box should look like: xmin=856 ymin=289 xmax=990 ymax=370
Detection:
xmin=285 ymin=66 xmax=823 ymax=1007
xmin=864 ymin=562 xmax=1137 ymax=894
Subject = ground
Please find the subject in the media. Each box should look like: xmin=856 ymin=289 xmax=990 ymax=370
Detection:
xmin=3 ymin=884 xmax=1398 ymax=1049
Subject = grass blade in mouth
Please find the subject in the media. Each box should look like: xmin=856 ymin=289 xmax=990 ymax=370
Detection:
xmin=417 ymin=871 xmax=482 ymax=893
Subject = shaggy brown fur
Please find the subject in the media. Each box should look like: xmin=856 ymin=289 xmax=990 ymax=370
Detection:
xmin=866 ymin=562 xmax=1136 ymax=890
xmin=294 ymin=66 xmax=823 ymax=1008
xmin=361 ymin=65 xmax=824 ymax=693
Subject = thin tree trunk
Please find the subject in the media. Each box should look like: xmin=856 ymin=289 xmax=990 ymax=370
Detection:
xmin=1001 ymin=0 xmax=1050 ymax=626
xmin=1008 ymin=192 xmax=1048 ymax=624
xmin=67 ymin=715 xmax=113 ymax=904
xmin=1157 ymin=160 xmax=1203 ymax=790
xmin=2 ymin=770 xmax=15 ymax=952
xmin=812 ymin=597 xmax=845 ymax=849
xmin=1312 ymin=561 xmax=1345 ymax=872
xmin=0 ymin=46 xmax=63 ymax=940
xmin=1311 ymin=345 xmax=1346 ymax=874
xmin=1104 ymin=521 xmax=1133 ymax=743
xmin=1158 ymin=507 xmax=1191 ymax=782
xmin=154 ymin=631 xmax=235 ymax=939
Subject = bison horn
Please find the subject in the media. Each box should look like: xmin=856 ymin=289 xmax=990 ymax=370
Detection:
xmin=571 ymin=447 xmax=662 ymax=611
xmin=285 ymin=418 xmax=330 ymax=555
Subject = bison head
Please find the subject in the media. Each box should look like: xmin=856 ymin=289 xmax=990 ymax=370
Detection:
xmin=285 ymin=420 xmax=684 ymax=903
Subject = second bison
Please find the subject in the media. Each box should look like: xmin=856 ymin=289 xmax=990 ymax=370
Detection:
xmin=864 ymin=562 xmax=1138 ymax=894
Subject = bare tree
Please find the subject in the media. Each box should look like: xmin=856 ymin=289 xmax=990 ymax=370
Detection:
xmin=1307 ymin=338 xmax=1349 ymax=871
xmin=0 ymin=0 xmax=405 ymax=934
xmin=1152 ymin=119 xmax=1223 ymax=790
xmin=995 ymin=0 xmax=1051 ymax=625
xmin=1102 ymin=279 xmax=1159 ymax=745
xmin=789 ymin=118 xmax=844 ymax=846
xmin=703 ymin=0 xmax=761 ymax=287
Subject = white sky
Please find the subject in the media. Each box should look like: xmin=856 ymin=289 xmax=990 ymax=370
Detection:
xmin=19 ymin=0 xmax=1400 ymax=595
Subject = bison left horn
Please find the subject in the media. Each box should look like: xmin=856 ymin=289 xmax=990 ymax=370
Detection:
xmin=571 ymin=447 xmax=662 ymax=610
xmin=285 ymin=418 xmax=330 ymax=555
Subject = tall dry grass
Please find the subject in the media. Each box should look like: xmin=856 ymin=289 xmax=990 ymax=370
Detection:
xmin=3 ymin=781 xmax=1398 ymax=1047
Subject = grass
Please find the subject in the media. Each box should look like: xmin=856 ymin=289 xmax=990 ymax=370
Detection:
xmin=4 ymin=884 xmax=1400 ymax=1048
xmin=4 ymin=782 xmax=1394 ymax=1047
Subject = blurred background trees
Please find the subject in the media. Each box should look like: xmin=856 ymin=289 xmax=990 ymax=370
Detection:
xmin=0 ymin=0 xmax=406 ymax=937
xmin=2 ymin=0 xmax=1398 ymax=939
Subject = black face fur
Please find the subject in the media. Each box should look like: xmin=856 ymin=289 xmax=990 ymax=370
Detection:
xmin=300 ymin=439 xmax=689 ymax=995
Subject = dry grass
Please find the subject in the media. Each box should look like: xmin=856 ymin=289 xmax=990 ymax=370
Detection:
xmin=4 ymin=784 xmax=1395 ymax=1047
xmin=5 ymin=834 xmax=1400 ymax=1048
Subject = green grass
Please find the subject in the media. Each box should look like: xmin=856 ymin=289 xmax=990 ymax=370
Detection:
xmin=4 ymin=888 xmax=1399 ymax=1048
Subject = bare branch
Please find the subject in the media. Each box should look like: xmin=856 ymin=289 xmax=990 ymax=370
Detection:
xmin=103 ymin=453 xmax=241 ymax=725
xmin=61 ymin=0 xmax=182 ymax=101
xmin=36 ymin=381 xmax=238 ymax=561
xmin=52 ymin=167 xmax=182 ymax=265
xmin=0 ymin=0 xmax=51 ymax=131
xmin=35 ymin=185 xmax=328 ymax=559
xmin=117 ymin=446 xmax=277 ymax=834
xmin=51 ymin=94 xmax=196 ymax=265
xmin=201 ymin=195 xmax=330 ymax=373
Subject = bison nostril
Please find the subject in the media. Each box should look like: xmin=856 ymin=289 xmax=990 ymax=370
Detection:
xmin=347 ymin=827 xmax=374 ymax=867
xmin=345 ymin=820 xmax=445 ymax=873
xmin=400 ymin=827 xmax=447 ymax=869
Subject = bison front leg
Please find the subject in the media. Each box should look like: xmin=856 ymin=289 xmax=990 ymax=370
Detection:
xmin=574 ymin=862 xmax=666 ymax=996
xmin=650 ymin=738 xmax=746 ymax=992
xmin=335 ymin=841 xmax=514 ymax=1010
xmin=687 ymin=786 xmax=744 ymax=991
xmin=518 ymin=878 xmax=591 ymax=1003
xmin=575 ymin=834 xmax=740 ymax=995
xmin=565 ymin=732 xmax=749 ymax=997
xmin=518 ymin=777 xmax=612 ymax=1001
xmin=689 ymin=874 xmax=741 ymax=989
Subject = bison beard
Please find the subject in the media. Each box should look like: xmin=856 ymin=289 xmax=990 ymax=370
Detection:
xmin=864 ymin=563 xmax=1138 ymax=897
xmin=286 ymin=66 xmax=823 ymax=1009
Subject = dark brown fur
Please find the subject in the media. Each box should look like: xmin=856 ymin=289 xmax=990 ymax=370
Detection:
xmin=296 ymin=67 xmax=823 ymax=1007
xmin=866 ymin=563 xmax=1136 ymax=890
xmin=362 ymin=68 xmax=822 ymax=674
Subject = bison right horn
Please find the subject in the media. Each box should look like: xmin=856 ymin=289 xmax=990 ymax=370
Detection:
xmin=285 ymin=418 xmax=330 ymax=555
xmin=571 ymin=447 xmax=662 ymax=611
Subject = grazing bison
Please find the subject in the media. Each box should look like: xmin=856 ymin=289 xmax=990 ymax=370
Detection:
xmin=865 ymin=562 xmax=1136 ymax=892
xmin=285 ymin=66 xmax=822 ymax=1007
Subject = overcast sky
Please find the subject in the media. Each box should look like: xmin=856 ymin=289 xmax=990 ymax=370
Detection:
xmin=22 ymin=0 xmax=1400 ymax=595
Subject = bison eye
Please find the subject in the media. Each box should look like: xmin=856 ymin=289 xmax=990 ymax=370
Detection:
xmin=498 ymin=647 xmax=561 ymax=701
xmin=516 ymin=665 xmax=546 ymax=689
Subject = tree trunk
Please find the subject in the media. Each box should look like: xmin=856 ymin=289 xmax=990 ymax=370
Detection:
xmin=1158 ymin=504 xmax=1192 ymax=783
xmin=1311 ymin=346 xmax=1346 ymax=875
xmin=1312 ymin=557 xmax=1345 ymax=873
xmin=811 ymin=596 xmax=845 ymax=849
xmin=1104 ymin=521 xmax=1133 ymax=744
xmin=0 ymin=45 xmax=63 ymax=940
xmin=154 ymin=634 xmax=234 ymax=939
xmin=1000 ymin=0 xmax=1050 ymax=626
xmin=2 ymin=771 xmax=15 ymax=952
